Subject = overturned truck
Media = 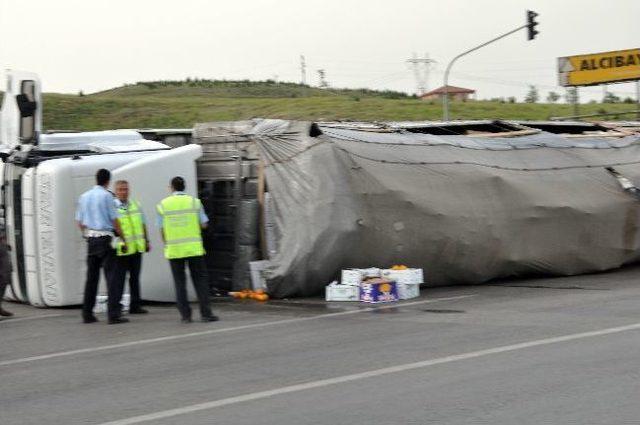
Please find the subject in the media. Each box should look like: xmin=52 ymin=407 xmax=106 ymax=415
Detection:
xmin=191 ymin=119 xmax=640 ymax=298
xmin=5 ymin=72 xmax=638 ymax=305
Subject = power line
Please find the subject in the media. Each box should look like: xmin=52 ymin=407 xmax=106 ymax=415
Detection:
xmin=434 ymin=68 xmax=639 ymax=96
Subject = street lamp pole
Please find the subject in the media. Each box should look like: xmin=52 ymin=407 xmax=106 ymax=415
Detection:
xmin=443 ymin=11 xmax=538 ymax=121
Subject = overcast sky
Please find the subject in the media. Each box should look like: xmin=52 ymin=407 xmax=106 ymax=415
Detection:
xmin=0 ymin=0 xmax=638 ymax=102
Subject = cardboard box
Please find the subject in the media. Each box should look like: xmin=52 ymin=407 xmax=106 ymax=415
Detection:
xmin=341 ymin=267 xmax=380 ymax=286
xmin=326 ymin=282 xmax=359 ymax=301
xmin=381 ymin=269 xmax=423 ymax=300
xmin=397 ymin=283 xmax=420 ymax=300
xmin=94 ymin=293 xmax=130 ymax=314
xmin=341 ymin=269 xmax=363 ymax=286
xmin=360 ymin=278 xmax=398 ymax=304
xmin=360 ymin=267 xmax=381 ymax=278
xmin=381 ymin=268 xmax=424 ymax=285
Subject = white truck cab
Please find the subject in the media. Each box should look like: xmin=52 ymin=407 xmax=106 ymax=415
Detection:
xmin=0 ymin=71 xmax=202 ymax=306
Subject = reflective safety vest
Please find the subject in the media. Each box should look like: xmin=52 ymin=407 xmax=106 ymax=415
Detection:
xmin=156 ymin=194 xmax=205 ymax=259
xmin=116 ymin=200 xmax=147 ymax=256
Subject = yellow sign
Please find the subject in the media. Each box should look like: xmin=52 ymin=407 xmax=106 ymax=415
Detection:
xmin=558 ymin=48 xmax=640 ymax=87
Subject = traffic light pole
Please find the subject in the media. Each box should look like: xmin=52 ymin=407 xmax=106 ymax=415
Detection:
xmin=443 ymin=24 xmax=528 ymax=121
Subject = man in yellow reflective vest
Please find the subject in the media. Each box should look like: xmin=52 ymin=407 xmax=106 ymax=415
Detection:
xmin=113 ymin=180 xmax=150 ymax=315
xmin=157 ymin=176 xmax=218 ymax=323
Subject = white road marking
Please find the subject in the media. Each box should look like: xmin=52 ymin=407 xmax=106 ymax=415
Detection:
xmin=97 ymin=320 xmax=640 ymax=425
xmin=0 ymin=295 xmax=474 ymax=367
xmin=0 ymin=313 xmax=63 ymax=324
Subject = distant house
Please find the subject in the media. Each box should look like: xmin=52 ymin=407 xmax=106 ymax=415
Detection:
xmin=420 ymin=85 xmax=476 ymax=101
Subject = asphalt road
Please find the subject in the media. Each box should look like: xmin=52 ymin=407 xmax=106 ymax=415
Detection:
xmin=2 ymin=266 xmax=640 ymax=425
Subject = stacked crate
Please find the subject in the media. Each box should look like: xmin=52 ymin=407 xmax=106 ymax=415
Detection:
xmin=192 ymin=122 xmax=262 ymax=292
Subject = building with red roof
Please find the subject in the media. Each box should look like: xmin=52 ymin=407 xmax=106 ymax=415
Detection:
xmin=420 ymin=85 xmax=476 ymax=101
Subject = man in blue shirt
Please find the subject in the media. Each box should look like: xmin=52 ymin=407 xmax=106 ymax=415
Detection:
xmin=75 ymin=169 xmax=127 ymax=325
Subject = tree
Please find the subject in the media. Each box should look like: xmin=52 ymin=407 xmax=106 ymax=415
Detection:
xmin=546 ymin=91 xmax=560 ymax=103
xmin=524 ymin=85 xmax=539 ymax=103
xmin=603 ymin=92 xmax=621 ymax=103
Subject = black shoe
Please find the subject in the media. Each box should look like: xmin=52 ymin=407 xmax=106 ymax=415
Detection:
xmin=108 ymin=317 xmax=130 ymax=325
xmin=0 ymin=308 xmax=14 ymax=317
xmin=129 ymin=308 xmax=148 ymax=314
xmin=181 ymin=317 xmax=193 ymax=324
xmin=83 ymin=316 xmax=98 ymax=324
xmin=201 ymin=315 xmax=219 ymax=322
xmin=210 ymin=288 xmax=228 ymax=298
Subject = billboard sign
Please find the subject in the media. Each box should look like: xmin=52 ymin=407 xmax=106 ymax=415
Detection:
xmin=558 ymin=48 xmax=640 ymax=87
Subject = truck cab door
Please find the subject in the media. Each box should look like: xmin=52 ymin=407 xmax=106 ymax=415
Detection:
xmin=0 ymin=71 xmax=41 ymax=304
xmin=0 ymin=70 xmax=42 ymax=150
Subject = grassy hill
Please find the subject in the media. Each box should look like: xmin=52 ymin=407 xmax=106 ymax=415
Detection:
xmin=36 ymin=80 xmax=638 ymax=131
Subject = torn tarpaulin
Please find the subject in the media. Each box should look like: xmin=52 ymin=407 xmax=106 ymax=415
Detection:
xmin=245 ymin=120 xmax=640 ymax=298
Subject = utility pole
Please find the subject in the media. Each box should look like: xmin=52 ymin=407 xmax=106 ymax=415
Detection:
xmin=566 ymin=86 xmax=580 ymax=117
xmin=317 ymin=69 xmax=328 ymax=88
xmin=406 ymin=53 xmax=437 ymax=96
xmin=442 ymin=10 xmax=539 ymax=120
xmin=300 ymin=55 xmax=307 ymax=85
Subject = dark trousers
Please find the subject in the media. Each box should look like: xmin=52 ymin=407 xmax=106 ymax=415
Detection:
xmin=0 ymin=276 xmax=7 ymax=306
xmin=169 ymin=256 xmax=212 ymax=320
xmin=0 ymin=243 xmax=10 ymax=309
xmin=0 ymin=278 xmax=6 ymax=309
xmin=113 ymin=253 xmax=143 ymax=311
xmin=82 ymin=236 xmax=119 ymax=320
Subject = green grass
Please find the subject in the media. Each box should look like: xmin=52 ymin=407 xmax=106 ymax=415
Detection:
xmin=36 ymin=80 xmax=638 ymax=131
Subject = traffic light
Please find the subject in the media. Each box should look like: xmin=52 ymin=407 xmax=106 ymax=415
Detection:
xmin=527 ymin=10 xmax=539 ymax=40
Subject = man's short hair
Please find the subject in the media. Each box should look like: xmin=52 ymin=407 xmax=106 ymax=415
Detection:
xmin=171 ymin=176 xmax=185 ymax=192
xmin=114 ymin=180 xmax=129 ymax=187
xmin=96 ymin=169 xmax=111 ymax=186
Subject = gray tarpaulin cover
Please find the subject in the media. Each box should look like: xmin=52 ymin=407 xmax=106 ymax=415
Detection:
xmin=244 ymin=120 xmax=640 ymax=298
